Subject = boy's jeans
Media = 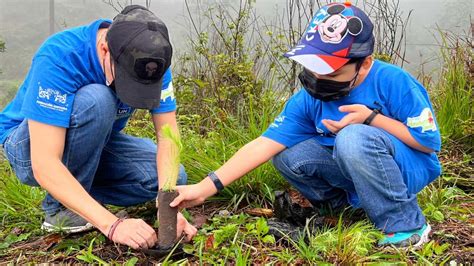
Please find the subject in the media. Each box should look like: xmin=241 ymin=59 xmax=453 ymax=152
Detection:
xmin=3 ymin=84 xmax=187 ymax=216
xmin=272 ymin=124 xmax=427 ymax=233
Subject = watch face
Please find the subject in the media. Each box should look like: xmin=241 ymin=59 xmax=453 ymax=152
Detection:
xmin=208 ymin=172 xmax=224 ymax=191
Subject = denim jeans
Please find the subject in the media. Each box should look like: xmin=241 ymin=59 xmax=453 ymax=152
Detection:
xmin=272 ymin=124 xmax=427 ymax=233
xmin=3 ymin=84 xmax=187 ymax=215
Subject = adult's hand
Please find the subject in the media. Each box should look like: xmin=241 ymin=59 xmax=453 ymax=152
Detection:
xmin=108 ymin=218 xmax=157 ymax=249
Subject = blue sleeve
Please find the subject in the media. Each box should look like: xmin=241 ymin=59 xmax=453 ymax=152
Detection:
xmin=262 ymin=90 xmax=316 ymax=147
xmin=21 ymin=56 xmax=77 ymax=128
xmin=387 ymin=72 xmax=441 ymax=152
xmin=150 ymin=68 xmax=177 ymax=114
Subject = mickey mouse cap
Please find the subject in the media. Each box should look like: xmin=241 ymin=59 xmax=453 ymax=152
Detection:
xmin=107 ymin=5 xmax=172 ymax=109
xmin=284 ymin=2 xmax=374 ymax=75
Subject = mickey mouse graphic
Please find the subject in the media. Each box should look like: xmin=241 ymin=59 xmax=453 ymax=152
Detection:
xmin=318 ymin=3 xmax=363 ymax=44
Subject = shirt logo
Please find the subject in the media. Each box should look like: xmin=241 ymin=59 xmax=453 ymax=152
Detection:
xmin=161 ymin=82 xmax=175 ymax=101
xmin=270 ymin=115 xmax=285 ymax=128
xmin=38 ymin=85 xmax=67 ymax=104
xmin=36 ymin=82 xmax=68 ymax=112
xmin=407 ymin=108 xmax=437 ymax=133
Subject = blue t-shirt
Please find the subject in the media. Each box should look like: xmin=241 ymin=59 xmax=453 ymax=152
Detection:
xmin=263 ymin=60 xmax=441 ymax=196
xmin=0 ymin=19 xmax=176 ymax=143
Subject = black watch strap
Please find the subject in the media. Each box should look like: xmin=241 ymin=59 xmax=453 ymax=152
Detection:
xmin=208 ymin=171 xmax=224 ymax=192
xmin=363 ymin=109 xmax=380 ymax=125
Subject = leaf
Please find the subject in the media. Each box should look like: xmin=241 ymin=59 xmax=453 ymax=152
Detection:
xmin=262 ymin=235 xmax=275 ymax=244
xmin=0 ymin=233 xmax=31 ymax=249
xmin=124 ymin=257 xmax=139 ymax=266
xmin=205 ymin=234 xmax=215 ymax=251
xmin=9 ymin=233 xmax=62 ymax=251
xmin=245 ymin=208 xmax=273 ymax=218
xmin=255 ymin=217 xmax=269 ymax=235
xmin=182 ymin=244 xmax=195 ymax=254
xmin=245 ymin=223 xmax=255 ymax=231
xmin=433 ymin=211 xmax=445 ymax=221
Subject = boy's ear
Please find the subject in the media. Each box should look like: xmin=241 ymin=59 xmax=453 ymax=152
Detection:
xmin=362 ymin=56 xmax=373 ymax=69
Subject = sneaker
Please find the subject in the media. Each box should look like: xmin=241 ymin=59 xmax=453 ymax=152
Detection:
xmin=41 ymin=208 xmax=94 ymax=233
xmin=378 ymin=223 xmax=431 ymax=248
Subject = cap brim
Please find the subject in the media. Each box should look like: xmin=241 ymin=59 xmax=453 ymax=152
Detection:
xmin=284 ymin=44 xmax=349 ymax=75
xmin=114 ymin=63 xmax=163 ymax=109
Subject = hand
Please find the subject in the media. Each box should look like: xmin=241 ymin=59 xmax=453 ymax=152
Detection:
xmin=170 ymin=179 xmax=216 ymax=209
xmin=322 ymin=104 xmax=372 ymax=134
xmin=109 ymin=218 xmax=157 ymax=249
xmin=177 ymin=212 xmax=198 ymax=241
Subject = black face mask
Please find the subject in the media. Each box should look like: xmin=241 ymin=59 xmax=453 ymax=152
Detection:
xmin=103 ymin=57 xmax=116 ymax=92
xmin=298 ymin=63 xmax=362 ymax=102
xmin=108 ymin=81 xmax=116 ymax=92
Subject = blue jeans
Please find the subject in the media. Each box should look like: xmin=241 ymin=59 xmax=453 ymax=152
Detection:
xmin=3 ymin=84 xmax=187 ymax=215
xmin=272 ymin=124 xmax=427 ymax=233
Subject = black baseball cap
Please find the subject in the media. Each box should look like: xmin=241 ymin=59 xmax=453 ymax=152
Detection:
xmin=106 ymin=5 xmax=172 ymax=109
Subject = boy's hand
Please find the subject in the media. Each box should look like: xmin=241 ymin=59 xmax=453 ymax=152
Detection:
xmin=177 ymin=212 xmax=198 ymax=241
xmin=322 ymin=104 xmax=372 ymax=133
xmin=170 ymin=177 xmax=217 ymax=209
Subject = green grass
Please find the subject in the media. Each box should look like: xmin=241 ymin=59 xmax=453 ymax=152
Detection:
xmin=178 ymin=88 xmax=288 ymax=204
xmin=0 ymin=161 xmax=44 ymax=235
xmin=0 ymin=1 xmax=472 ymax=263
xmin=276 ymin=217 xmax=383 ymax=264
xmin=430 ymin=32 xmax=473 ymax=149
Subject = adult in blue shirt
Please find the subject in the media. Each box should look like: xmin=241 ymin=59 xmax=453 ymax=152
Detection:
xmin=0 ymin=5 xmax=197 ymax=249
xmin=170 ymin=2 xmax=441 ymax=248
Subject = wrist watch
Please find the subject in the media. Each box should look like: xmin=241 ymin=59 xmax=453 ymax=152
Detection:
xmin=364 ymin=109 xmax=380 ymax=125
xmin=208 ymin=171 xmax=225 ymax=192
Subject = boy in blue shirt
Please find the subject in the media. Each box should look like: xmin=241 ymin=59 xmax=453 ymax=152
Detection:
xmin=0 ymin=5 xmax=197 ymax=249
xmin=171 ymin=2 xmax=441 ymax=247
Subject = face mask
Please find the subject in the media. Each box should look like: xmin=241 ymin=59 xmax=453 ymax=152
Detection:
xmin=103 ymin=57 xmax=116 ymax=91
xmin=298 ymin=63 xmax=362 ymax=102
xmin=107 ymin=80 xmax=116 ymax=92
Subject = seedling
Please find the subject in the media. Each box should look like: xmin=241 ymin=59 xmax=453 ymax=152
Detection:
xmin=157 ymin=124 xmax=183 ymax=249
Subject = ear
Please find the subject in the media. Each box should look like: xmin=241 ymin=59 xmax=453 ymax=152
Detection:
xmin=361 ymin=56 xmax=373 ymax=70
xmin=98 ymin=41 xmax=109 ymax=58
xmin=347 ymin=17 xmax=363 ymax=35
xmin=327 ymin=4 xmax=345 ymax=15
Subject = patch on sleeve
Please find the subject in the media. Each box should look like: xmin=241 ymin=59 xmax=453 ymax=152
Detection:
xmin=161 ymin=82 xmax=175 ymax=101
xmin=270 ymin=115 xmax=286 ymax=128
xmin=36 ymin=82 xmax=70 ymax=112
xmin=406 ymin=108 xmax=437 ymax=133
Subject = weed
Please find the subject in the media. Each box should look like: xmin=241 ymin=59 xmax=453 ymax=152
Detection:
xmin=431 ymin=31 xmax=473 ymax=149
xmin=299 ymin=217 xmax=382 ymax=264
xmin=0 ymin=161 xmax=44 ymax=235
xmin=418 ymin=178 xmax=468 ymax=222
xmin=76 ymin=237 xmax=107 ymax=264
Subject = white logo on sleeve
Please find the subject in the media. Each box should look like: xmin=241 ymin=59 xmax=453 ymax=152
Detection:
xmin=38 ymin=85 xmax=67 ymax=104
xmin=36 ymin=82 xmax=68 ymax=112
xmin=161 ymin=82 xmax=175 ymax=101
xmin=407 ymin=108 xmax=437 ymax=133
xmin=270 ymin=115 xmax=286 ymax=128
